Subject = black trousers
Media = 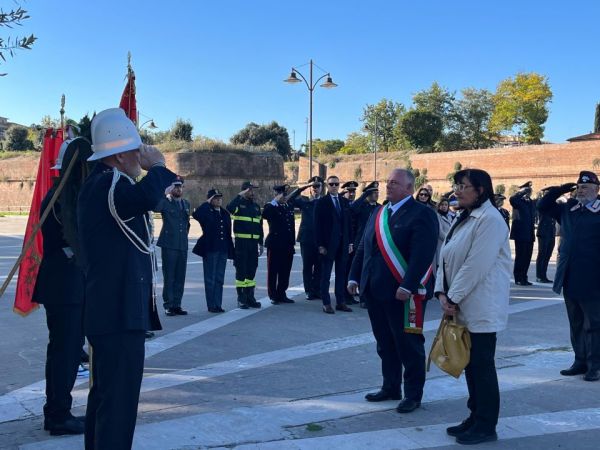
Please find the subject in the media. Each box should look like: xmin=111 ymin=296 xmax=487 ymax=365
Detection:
xmin=465 ymin=332 xmax=500 ymax=433
xmin=319 ymin=247 xmax=347 ymax=306
xmin=513 ymin=239 xmax=534 ymax=282
xmin=535 ymin=236 xmax=555 ymax=280
xmin=85 ymin=331 xmax=145 ymax=450
xmin=43 ymin=304 xmax=83 ymax=421
xmin=234 ymin=238 xmax=259 ymax=287
xmin=300 ymin=242 xmax=320 ymax=297
xmin=564 ymin=294 xmax=600 ymax=369
xmin=160 ymin=248 xmax=187 ymax=310
xmin=267 ymin=246 xmax=294 ymax=301
xmin=367 ymin=297 xmax=427 ymax=401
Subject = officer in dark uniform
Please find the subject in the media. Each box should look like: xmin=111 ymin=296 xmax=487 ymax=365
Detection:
xmin=510 ymin=181 xmax=536 ymax=285
xmin=263 ymin=184 xmax=304 ymax=304
xmin=535 ymin=188 xmax=556 ymax=283
xmin=227 ymin=181 xmax=263 ymax=309
xmin=292 ymin=176 xmax=323 ymax=300
xmin=192 ymin=188 xmax=234 ymax=313
xmin=33 ymin=137 xmax=92 ymax=436
xmin=494 ymin=194 xmax=510 ymax=227
xmin=78 ymin=108 xmax=176 ymax=450
xmin=155 ymin=176 xmax=191 ymax=316
xmin=342 ymin=180 xmax=359 ymax=202
xmin=538 ymin=171 xmax=600 ymax=382
xmin=348 ymin=181 xmax=380 ymax=307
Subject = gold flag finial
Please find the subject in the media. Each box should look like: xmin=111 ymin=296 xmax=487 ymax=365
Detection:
xmin=60 ymin=94 xmax=66 ymax=130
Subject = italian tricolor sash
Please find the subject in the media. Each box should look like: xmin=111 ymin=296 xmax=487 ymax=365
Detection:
xmin=374 ymin=206 xmax=433 ymax=334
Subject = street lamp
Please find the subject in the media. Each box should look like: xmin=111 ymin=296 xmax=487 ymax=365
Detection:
xmin=284 ymin=59 xmax=337 ymax=179
xmin=139 ymin=119 xmax=157 ymax=130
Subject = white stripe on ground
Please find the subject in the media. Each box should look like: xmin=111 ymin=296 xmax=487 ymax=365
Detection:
xmin=20 ymin=350 xmax=577 ymax=450
xmin=1 ymin=298 xmax=559 ymax=426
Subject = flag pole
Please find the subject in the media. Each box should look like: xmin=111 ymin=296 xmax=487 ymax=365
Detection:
xmin=60 ymin=94 xmax=65 ymax=132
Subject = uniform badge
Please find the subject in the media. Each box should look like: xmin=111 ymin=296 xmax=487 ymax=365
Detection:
xmin=586 ymin=199 xmax=600 ymax=213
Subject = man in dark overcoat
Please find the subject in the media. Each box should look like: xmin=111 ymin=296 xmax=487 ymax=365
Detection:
xmin=535 ymin=188 xmax=556 ymax=283
xmin=510 ymin=181 xmax=536 ymax=285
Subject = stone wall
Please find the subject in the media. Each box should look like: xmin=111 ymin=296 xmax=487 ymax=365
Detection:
xmin=0 ymin=150 xmax=285 ymax=211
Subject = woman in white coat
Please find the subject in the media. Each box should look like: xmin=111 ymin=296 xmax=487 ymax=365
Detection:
xmin=435 ymin=169 xmax=511 ymax=446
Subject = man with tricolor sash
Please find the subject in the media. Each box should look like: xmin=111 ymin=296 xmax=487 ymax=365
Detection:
xmin=348 ymin=168 xmax=438 ymax=413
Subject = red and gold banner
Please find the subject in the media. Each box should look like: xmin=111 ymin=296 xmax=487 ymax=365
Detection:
xmin=13 ymin=128 xmax=63 ymax=315
xmin=119 ymin=68 xmax=137 ymax=125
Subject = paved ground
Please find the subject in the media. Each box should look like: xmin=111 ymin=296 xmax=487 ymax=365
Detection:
xmin=1 ymin=215 xmax=599 ymax=449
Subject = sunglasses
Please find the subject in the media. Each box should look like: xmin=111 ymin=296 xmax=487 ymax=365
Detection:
xmin=328 ymin=182 xmax=340 ymax=186
xmin=418 ymin=192 xmax=429 ymax=197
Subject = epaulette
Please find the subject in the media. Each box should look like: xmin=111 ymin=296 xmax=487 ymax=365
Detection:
xmin=586 ymin=199 xmax=600 ymax=213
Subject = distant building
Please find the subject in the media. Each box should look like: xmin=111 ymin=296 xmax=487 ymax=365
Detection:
xmin=567 ymin=132 xmax=600 ymax=142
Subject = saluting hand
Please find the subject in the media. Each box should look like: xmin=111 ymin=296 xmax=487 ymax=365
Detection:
xmin=139 ymin=144 xmax=165 ymax=170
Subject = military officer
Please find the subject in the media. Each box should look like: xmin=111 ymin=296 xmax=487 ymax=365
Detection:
xmin=495 ymin=194 xmax=510 ymax=227
xmin=342 ymin=180 xmax=359 ymax=202
xmin=292 ymin=176 xmax=324 ymax=300
xmin=510 ymin=181 xmax=536 ymax=285
xmin=263 ymin=184 xmax=304 ymax=304
xmin=78 ymin=108 xmax=176 ymax=449
xmin=227 ymin=181 xmax=263 ymax=309
xmin=535 ymin=188 xmax=556 ymax=283
xmin=538 ymin=171 xmax=600 ymax=382
xmin=155 ymin=176 xmax=191 ymax=316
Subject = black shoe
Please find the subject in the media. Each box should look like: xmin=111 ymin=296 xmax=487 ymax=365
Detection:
xmin=281 ymin=297 xmax=295 ymax=303
xmin=44 ymin=414 xmax=85 ymax=431
xmin=217 ymin=307 xmax=226 ymax=313
xmin=46 ymin=416 xmax=85 ymax=436
xmin=536 ymin=278 xmax=553 ymax=283
xmin=584 ymin=368 xmax=600 ymax=381
xmin=456 ymin=429 xmax=498 ymax=445
xmin=271 ymin=299 xmax=282 ymax=305
xmin=515 ymin=280 xmax=532 ymax=286
xmin=249 ymin=301 xmax=262 ymax=309
xmin=347 ymin=297 xmax=360 ymax=305
xmin=208 ymin=307 xmax=220 ymax=313
xmin=323 ymin=305 xmax=335 ymax=314
xmin=336 ymin=304 xmax=353 ymax=312
xmin=396 ymin=398 xmax=421 ymax=413
xmin=560 ymin=363 xmax=587 ymax=376
xmin=174 ymin=307 xmax=188 ymax=315
xmin=446 ymin=418 xmax=474 ymax=437
xmin=238 ymin=302 xmax=249 ymax=310
xmin=365 ymin=390 xmax=401 ymax=402
xmin=165 ymin=309 xmax=177 ymax=316
xmin=145 ymin=331 xmax=155 ymax=339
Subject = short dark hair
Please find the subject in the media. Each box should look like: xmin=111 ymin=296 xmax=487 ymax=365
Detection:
xmin=453 ymin=168 xmax=495 ymax=209
xmin=327 ymin=175 xmax=339 ymax=182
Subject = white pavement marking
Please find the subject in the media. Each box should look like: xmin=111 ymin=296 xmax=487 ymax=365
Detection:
xmin=2 ymin=298 xmax=560 ymax=428
xmin=230 ymin=407 xmax=600 ymax=450
xmin=20 ymin=350 xmax=578 ymax=450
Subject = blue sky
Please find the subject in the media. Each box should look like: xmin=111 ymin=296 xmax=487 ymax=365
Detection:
xmin=1 ymin=0 xmax=599 ymax=145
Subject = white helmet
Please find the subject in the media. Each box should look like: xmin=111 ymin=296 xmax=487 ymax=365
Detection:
xmin=52 ymin=139 xmax=73 ymax=170
xmin=88 ymin=108 xmax=141 ymax=161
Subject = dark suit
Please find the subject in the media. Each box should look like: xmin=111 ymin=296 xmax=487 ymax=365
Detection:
xmin=314 ymin=194 xmax=351 ymax=306
xmin=535 ymin=209 xmax=556 ymax=280
xmin=293 ymin=195 xmax=321 ymax=297
xmin=350 ymin=198 xmax=438 ymax=401
xmin=510 ymin=191 xmax=536 ymax=282
xmin=78 ymin=162 xmax=176 ymax=450
xmin=538 ymin=191 xmax=600 ymax=371
xmin=32 ymin=188 xmax=84 ymax=424
xmin=155 ymin=196 xmax=191 ymax=310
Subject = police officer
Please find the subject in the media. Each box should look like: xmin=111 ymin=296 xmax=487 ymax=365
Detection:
xmin=263 ymin=184 xmax=303 ymax=304
xmin=538 ymin=171 xmax=600 ymax=382
xmin=155 ymin=176 xmax=191 ymax=316
xmin=227 ymin=181 xmax=263 ymax=309
xmin=342 ymin=180 xmax=359 ymax=202
xmin=192 ymin=188 xmax=234 ymax=313
xmin=33 ymin=138 xmax=91 ymax=436
xmin=495 ymin=194 xmax=510 ymax=227
xmin=535 ymin=188 xmax=556 ymax=283
xmin=78 ymin=108 xmax=176 ymax=449
xmin=292 ymin=176 xmax=323 ymax=300
xmin=510 ymin=181 xmax=536 ymax=285
xmin=348 ymin=181 xmax=380 ymax=307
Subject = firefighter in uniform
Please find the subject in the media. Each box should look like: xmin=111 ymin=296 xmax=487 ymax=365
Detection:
xmin=227 ymin=181 xmax=263 ymax=309
xmin=263 ymin=184 xmax=306 ymax=304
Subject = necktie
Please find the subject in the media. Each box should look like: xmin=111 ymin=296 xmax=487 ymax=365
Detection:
xmin=333 ymin=196 xmax=341 ymax=214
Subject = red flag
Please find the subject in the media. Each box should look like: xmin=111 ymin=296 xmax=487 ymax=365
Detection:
xmin=13 ymin=128 xmax=63 ymax=316
xmin=119 ymin=67 xmax=137 ymax=125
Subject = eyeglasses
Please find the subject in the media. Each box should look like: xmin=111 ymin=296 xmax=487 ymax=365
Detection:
xmin=452 ymin=183 xmax=474 ymax=192
xmin=328 ymin=182 xmax=339 ymax=186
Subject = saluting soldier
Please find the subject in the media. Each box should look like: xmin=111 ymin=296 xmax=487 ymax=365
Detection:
xmin=538 ymin=171 xmax=600 ymax=382
xmin=510 ymin=181 xmax=536 ymax=285
xmin=227 ymin=181 xmax=263 ymax=309
xmin=155 ymin=176 xmax=191 ymax=316
xmin=535 ymin=188 xmax=556 ymax=283
xmin=341 ymin=180 xmax=359 ymax=202
xmin=292 ymin=176 xmax=324 ymax=300
xmin=494 ymin=194 xmax=510 ymax=227
xmin=263 ymin=184 xmax=303 ymax=304
xmin=78 ymin=108 xmax=176 ymax=450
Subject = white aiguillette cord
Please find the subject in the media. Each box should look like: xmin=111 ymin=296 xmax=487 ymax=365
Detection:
xmin=107 ymin=168 xmax=157 ymax=309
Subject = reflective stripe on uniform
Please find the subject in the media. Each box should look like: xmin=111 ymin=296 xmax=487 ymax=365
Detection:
xmin=234 ymin=233 xmax=260 ymax=239
xmin=245 ymin=279 xmax=257 ymax=287
xmin=235 ymin=279 xmax=247 ymax=287
xmin=231 ymin=215 xmax=261 ymax=223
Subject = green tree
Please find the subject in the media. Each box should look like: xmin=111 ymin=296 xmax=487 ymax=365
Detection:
xmin=5 ymin=125 xmax=33 ymax=150
xmin=339 ymin=132 xmax=369 ymax=154
xmin=312 ymin=138 xmax=344 ymax=155
xmin=361 ymin=99 xmax=406 ymax=152
xmin=490 ymin=72 xmax=553 ymax=144
xmin=495 ymin=184 xmax=506 ymax=195
xmin=453 ymin=88 xmax=495 ymax=149
xmin=171 ymin=119 xmax=193 ymax=142
xmin=400 ymin=110 xmax=443 ymax=151
xmin=594 ymin=103 xmax=600 ymax=134
xmin=231 ymin=121 xmax=292 ymax=160
xmin=413 ymin=82 xmax=456 ymax=129
xmin=446 ymin=161 xmax=463 ymax=182
xmin=0 ymin=3 xmax=36 ymax=76
xmin=78 ymin=114 xmax=93 ymax=142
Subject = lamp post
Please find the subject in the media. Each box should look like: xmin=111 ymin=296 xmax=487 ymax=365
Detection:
xmin=139 ymin=119 xmax=157 ymax=130
xmin=284 ymin=59 xmax=337 ymax=179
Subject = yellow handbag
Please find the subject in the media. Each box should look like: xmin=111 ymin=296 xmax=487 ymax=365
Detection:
xmin=427 ymin=315 xmax=471 ymax=379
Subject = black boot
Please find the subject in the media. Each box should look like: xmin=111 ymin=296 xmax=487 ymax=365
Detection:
xmin=237 ymin=287 xmax=249 ymax=309
xmin=247 ymin=287 xmax=261 ymax=308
